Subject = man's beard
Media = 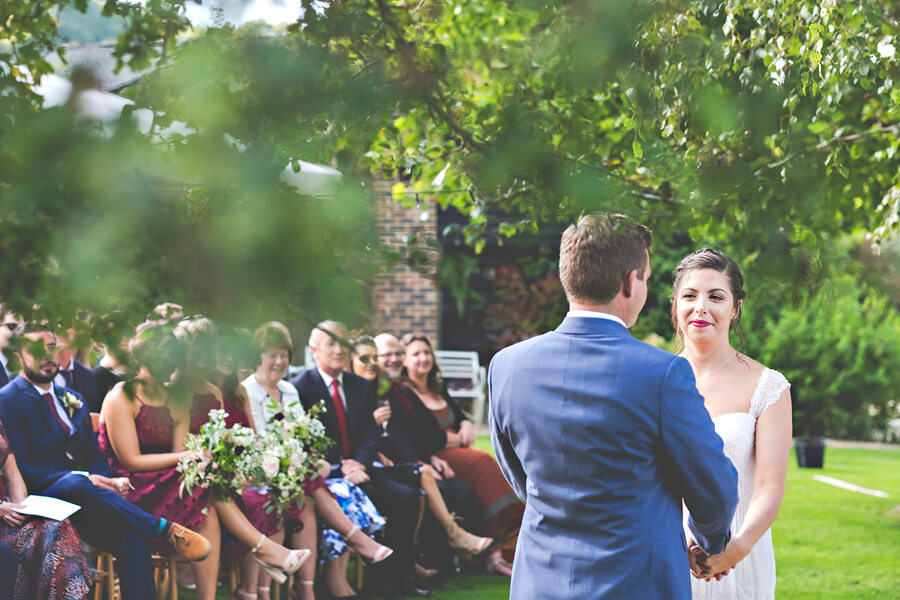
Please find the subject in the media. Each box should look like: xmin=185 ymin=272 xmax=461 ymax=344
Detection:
xmin=24 ymin=364 xmax=58 ymax=384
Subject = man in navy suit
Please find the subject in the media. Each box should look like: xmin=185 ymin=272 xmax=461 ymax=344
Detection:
xmin=0 ymin=309 xmax=22 ymax=388
xmin=292 ymin=320 xmax=429 ymax=599
xmin=489 ymin=213 xmax=739 ymax=599
xmin=54 ymin=328 xmax=101 ymax=412
xmin=0 ymin=325 xmax=210 ymax=600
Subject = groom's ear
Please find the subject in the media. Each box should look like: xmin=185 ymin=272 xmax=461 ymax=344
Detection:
xmin=621 ymin=269 xmax=638 ymax=299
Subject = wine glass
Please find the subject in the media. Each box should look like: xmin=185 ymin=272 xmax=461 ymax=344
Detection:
xmin=380 ymin=398 xmax=390 ymax=438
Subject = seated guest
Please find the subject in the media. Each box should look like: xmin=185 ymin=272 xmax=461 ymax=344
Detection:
xmin=93 ymin=339 xmax=131 ymax=407
xmin=292 ymin=321 xmax=430 ymax=599
xmin=0 ymin=541 xmax=14 ymax=600
xmin=100 ymin=322 xmax=310 ymax=600
xmin=54 ymin=327 xmax=101 ymax=413
xmin=0 ymin=417 xmax=93 ymax=598
xmin=242 ymin=322 xmax=393 ymax=600
xmin=352 ymin=335 xmax=490 ymax=576
xmin=399 ymin=334 xmax=523 ymax=576
xmin=172 ymin=317 xmax=307 ymax=598
xmin=0 ymin=324 xmax=210 ymax=600
xmin=0 ymin=308 xmax=22 ymax=388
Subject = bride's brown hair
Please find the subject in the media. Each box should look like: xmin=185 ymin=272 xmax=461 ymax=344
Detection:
xmin=671 ymin=248 xmax=746 ymax=353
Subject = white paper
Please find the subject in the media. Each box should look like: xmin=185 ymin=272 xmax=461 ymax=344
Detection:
xmin=11 ymin=495 xmax=81 ymax=521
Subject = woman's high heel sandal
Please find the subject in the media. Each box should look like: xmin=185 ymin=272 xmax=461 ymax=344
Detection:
xmin=447 ymin=522 xmax=493 ymax=556
xmin=231 ymin=589 xmax=257 ymax=600
xmin=251 ymin=535 xmax=312 ymax=584
xmin=344 ymin=524 xmax=394 ymax=564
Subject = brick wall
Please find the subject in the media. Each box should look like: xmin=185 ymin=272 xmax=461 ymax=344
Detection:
xmin=372 ymin=181 xmax=440 ymax=345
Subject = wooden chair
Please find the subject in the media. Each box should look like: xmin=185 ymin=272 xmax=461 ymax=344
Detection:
xmin=152 ymin=554 xmax=178 ymax=600
xmin=91 ymin=549 xmax=118 ymax=600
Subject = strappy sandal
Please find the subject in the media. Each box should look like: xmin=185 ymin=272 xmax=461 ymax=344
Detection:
xmin=231 ymin=589 xmax=257 ymax=600
xmin=447 ymin=522 xmax=493 ymax=556
xmin=288 ymin=579 xmax=314 ymax=600
xmin=251 ymin=534 xmax=311 ymax=584
xmin=344 ymin=524 xmax=393 ymax=564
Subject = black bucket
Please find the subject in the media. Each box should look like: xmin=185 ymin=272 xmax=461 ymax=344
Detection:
xmin=794 ymin=437 xmax=827 ymax=468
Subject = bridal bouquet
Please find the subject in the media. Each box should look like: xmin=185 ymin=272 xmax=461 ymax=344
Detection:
xmin=258 ymin=397 xmax=331 ymax=516
xmin=178 ymin=409 xmax=264 ymax=501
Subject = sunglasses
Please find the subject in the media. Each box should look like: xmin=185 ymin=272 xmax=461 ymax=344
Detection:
xmin=2 ymin=323 xmax=18 ymax=332
xmin=356 ymin=354 xmax=377 ymax=365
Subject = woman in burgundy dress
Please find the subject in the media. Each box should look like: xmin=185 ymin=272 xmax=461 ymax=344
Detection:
xmin=100 ymin=322 xmax=309 ymax=600
xmin=0 ymin=419 xmax=92 ymax=599
xmin=401 ymin=334 xmax=523 ymax=576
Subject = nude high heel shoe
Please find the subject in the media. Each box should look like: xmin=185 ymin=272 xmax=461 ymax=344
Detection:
xmin=447 ymin=521 xmax=492 ymax=556
xmin=344 ymin=523 xmax=393 ymax=564
xmin=251 ymin=534 xmax=312 ymax=584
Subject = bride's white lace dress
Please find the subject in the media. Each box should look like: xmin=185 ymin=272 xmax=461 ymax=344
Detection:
xmin=688 ymin=367 xmax=790 ymax=600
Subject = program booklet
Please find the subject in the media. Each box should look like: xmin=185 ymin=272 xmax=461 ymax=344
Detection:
xmin=12 ymin=495 xmax=81 ymax=521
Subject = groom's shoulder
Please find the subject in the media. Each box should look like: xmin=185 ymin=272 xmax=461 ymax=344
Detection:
xmin=624 ymin=336 xmax=683 ymax=370
xmin=491 ymin=331 xmax=552 ymax=366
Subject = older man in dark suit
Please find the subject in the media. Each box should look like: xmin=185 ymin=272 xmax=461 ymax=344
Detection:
xmin=291 ymin=320 xmax=429 ymax=599
xmin=0 ymin=325 xmax=210 ymax=600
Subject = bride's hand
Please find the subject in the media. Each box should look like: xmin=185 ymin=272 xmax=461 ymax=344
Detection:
xmin=694 ymin=536 xmax=748 ymax=581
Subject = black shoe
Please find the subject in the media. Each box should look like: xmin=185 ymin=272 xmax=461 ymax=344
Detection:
xmin=396 ymin=581 xmax=431 ymax=598
xmin=367 ymin=584 xmax=404 ymax=599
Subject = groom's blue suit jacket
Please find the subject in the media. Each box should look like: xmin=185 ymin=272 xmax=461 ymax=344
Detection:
xmin=489 ymin=316 xmax=738 ymax=600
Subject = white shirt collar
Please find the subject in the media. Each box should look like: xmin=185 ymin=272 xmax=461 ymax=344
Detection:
xmin=317 ymin=367 xmax=343 ymax=389
xmin=0 ymin=353 xmax=8 ymax=370
xmin=566 ymin=310 xmax=627 ymax=328
xmin=31 ymin=382 xmax=56 ymax=398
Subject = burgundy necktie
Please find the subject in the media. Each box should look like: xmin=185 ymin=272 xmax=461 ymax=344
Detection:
xmin=42 ymin=393 xmax=71 ymax=436
xmin=331 ymin=379 xmax=351 ymax=457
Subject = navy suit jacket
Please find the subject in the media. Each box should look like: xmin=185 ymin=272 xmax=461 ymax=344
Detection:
xmin=0 ymin=375 xmax=110 ymax=492
xmin=290 ymin=368 xmax=380 ymax=468
xmin=69 ymin=361 xmax=101 ymax=414
xmin=489 ymin=316 xmax=739 ymax=600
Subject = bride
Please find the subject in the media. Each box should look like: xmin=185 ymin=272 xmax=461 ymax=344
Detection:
xmin=672 ymin=248 xmax=792 ymax=600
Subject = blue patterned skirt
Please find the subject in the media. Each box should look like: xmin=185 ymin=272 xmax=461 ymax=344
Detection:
xmin=318 ymin=478 xmax=386 ymax=562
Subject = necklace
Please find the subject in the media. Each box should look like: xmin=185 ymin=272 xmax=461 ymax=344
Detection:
xmin=694 ymin=354 xmax=736 ymax=383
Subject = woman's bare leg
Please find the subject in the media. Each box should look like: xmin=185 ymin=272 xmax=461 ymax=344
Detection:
xmin=211 ymin=496 xmax=292 ymax=567
xmin=288 ymin=502 xmax=317 ymax=600
xmin=310 ymin=487 xmax=388 ymax=562
xmin=245 ymin=528 xmax=284 ymax=600
xmin=190 ymin=503 xmax=221 ymax=600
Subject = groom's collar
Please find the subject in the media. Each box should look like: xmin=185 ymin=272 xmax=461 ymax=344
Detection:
xmin=565 ymin=310 xmax=627 ymax=328
xmin=556 ymin=313 xmax=631 ymax=336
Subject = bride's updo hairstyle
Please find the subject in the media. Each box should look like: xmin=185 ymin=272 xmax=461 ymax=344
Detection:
xmin=671 ymin=248 xmax=746 ymax=352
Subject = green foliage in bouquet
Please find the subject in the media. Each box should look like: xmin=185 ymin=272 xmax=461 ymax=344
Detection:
xmin=259 ymin=398 xmax=332 ymax=516
xmin=178 ymin=409 xmax=264 ymax=503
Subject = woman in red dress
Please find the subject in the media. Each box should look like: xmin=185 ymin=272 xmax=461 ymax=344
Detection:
xmin=401 ymin=334 xmax=523 ymax=576
xmin=100 ymin=322 xmax=309 ymax=600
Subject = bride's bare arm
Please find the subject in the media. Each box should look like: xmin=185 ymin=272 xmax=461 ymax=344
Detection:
xmin=697 ymin=388 xmax=792 ymax=577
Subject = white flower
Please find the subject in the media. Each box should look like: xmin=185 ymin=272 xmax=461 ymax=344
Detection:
xmin=877 ymin=37 xmax=896 ymax=60
xmin=62 ymin=392 xmax=83 ymax=416
xmin=309 ymin=419 xmax=325 ymax=437
xmin=262 ymin=455 xmax=280 ymax=478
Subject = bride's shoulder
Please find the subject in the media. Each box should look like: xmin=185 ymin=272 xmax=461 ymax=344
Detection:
xmin=736 ymin=353 xmax=766 ymax=378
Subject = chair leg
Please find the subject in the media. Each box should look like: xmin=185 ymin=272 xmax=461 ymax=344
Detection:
xmin=168 ymin=556 xmax=178 ymax=600
xmin=355 ymin=555 xmax=364 ymax=591
xmin=106 ymin=554 xmax=116 ymax=600
xmin=272 ymin=581 xmax=281 ymax=600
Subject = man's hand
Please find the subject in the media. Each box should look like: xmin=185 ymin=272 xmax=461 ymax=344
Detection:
xmin=344 ymin=469 xmax=370 ymax=485
xmin=88 ymin=474 xmax=132 ymax=497
xmin=376 ymin=452 xmax=394 ymax=467
xmin=688 ymin=538 xmax=738 ymax=582
xmin=373 ymin=405 xmax=392 ymax=426
xmin=429 ymin=455 xmax=454 ymax=479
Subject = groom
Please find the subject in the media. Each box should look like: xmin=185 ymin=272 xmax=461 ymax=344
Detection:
xmin=489 ymin=213 xmax=739 ymax=599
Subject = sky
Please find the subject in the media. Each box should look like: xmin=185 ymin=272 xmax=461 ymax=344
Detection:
xmin=183 ymin=0 xmax=303 ymax=27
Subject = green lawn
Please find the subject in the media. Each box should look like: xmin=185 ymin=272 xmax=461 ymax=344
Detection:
xmin=180 ymin=442 xmax=900 ymax=599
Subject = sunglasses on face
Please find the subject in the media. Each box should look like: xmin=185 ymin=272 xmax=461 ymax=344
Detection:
xmin=357 ymin=354 xmax=377 ymax=365
xmin=2 ymin=323 xmax=18 ymax=332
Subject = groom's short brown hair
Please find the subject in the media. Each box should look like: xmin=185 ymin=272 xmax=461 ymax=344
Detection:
xmin=559 ymin=213 xmax=652 ymax=304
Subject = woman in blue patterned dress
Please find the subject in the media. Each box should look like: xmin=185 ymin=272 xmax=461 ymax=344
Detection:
xmin=0 ymin=419 xmax=93 ymax=599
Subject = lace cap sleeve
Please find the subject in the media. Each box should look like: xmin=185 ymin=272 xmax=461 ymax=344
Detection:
xmin=750 ymin=368 xmax=790 ymax=419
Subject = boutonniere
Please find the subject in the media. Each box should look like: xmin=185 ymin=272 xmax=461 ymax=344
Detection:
xmin=61 ymin=392 xmax=83 ymax=417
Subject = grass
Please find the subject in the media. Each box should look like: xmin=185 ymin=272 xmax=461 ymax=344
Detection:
xmin=180 ymin=441 xmax=900 ymax=599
